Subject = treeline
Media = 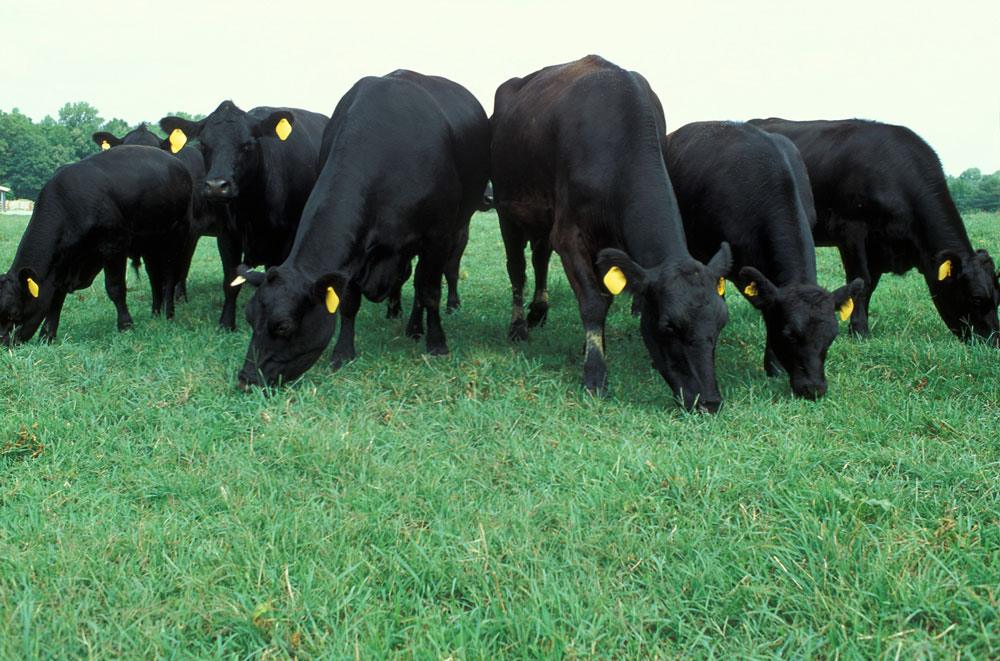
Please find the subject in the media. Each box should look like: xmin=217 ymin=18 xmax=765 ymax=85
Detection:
xmin=947 ymin=169 xmax=1000 ymax=213
xmin=0 ymin=102 xmax=202 ymax=200
xmin=4 ymin=102 xmax=999 ymax=214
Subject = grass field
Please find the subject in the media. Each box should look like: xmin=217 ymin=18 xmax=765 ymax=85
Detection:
xmin=2 ymin=210 xmax=999 ymax=659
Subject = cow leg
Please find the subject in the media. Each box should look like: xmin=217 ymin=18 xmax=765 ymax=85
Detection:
xmin=499 ymin=216 xmax=530 ymax=342
xmin=556 ymin=235 xmax=613 ymax=396
xmin=837 ymin=228 xmax=876 ymax=338
xmin=217 ymin=232 xmax=242 ymax=331
xmin=412 ymin=255 xmax=448 ymax=355
xmin=527 ymin=238 xmax=553 ymax=328
xmin=405 ymin=286 xmax=425 ymax=339
xmin=38 ymin=290 xmax=68 ymax=343
xmin=104 ymin=258 xmax=134 ymax=331
xmin=444 ymin=225 xmax=469 ymax=313
xmin=387 ymin=261 xmax=412 ymax=319
xmin=386 ymin=282 xmax=404 ymax=319
xmin=144 ymin=253 xmax=166 ymax=318
xmin=330 ymin=287 xmax=361 ymax=370
xmin=174 ymin=234 xmax=199 ymax=302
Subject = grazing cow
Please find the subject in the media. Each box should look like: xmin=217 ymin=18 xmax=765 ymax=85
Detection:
xmin=234 ymin=70 xmax=490 ymax=388
xmin=91 ymin=124 xmax=225 ymax=301
xmin=159 ymin=102 xmax=328 ymax=329
xmin=749 ymin=118 xmax=1000 ymax=345
xmin=0 ymin=146 xmax=191 ymax=344
xmin=491 ymin=55 xmax=731 ymax=412
xmin=664 ymin=121 xmax=864 ymax=399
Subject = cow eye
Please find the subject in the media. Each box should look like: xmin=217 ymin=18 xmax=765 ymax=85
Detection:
xmin=271 ymin=320 xmax=294 ymax=338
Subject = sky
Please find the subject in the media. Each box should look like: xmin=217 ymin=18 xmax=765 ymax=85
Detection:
xmin=3 ymin=0 xmax=998 ymax=175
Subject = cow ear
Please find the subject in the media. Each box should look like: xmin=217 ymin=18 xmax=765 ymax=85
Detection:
xmin=231 ymin=264 xmax=265 ymax=288
xmin=91 ymin=131 xmax=121 ymax=150
xmin=831 ymin=277 xmax=864 ymax=322
xmin=738 ymin=266 xmax=777 ymax=309
xmin=313 ymin=273 xmax=349 ymax=314
xmin=706 ymin=242 xmax=733 ymax=280
xmin=254 ymin=111 xmax=294 ymax=141
xmin=17 ymin=267 xmax=40 ymax=299
xmin=159 ymin=116 xmax=203 ymax=152
xmin=934 ymin=249 xmax=963 ymax=281
xmin=595 ymin=249 xmax=649 ymax=295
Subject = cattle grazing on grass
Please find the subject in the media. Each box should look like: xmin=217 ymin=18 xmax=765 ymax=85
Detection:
xmin=159 ymin=102 xmax=329 ymax=330
xmin=490 ymin=55 xmax=731 ymax=412
xmin=664 ymin=121 xmax=864 ymax=399
xmin=749 ymin=118 xmax=1000 ymax=345
xmin=0 ymin=146 xmax=192 ymax=345
xmin=91 ymin=124 xmax=226 ymax=301
xmin=234 ymin=70 xmax=490 ymax=388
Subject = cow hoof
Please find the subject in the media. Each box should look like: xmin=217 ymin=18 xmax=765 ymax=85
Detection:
xmin=405 ymin=322 xmax=424 ymax=339
xmin=526 ymin=306 xmax=548 ymax=328
xmin=508 ymin=321 xmax=529 ymax=343
xmin=446 ymin=300 xmax=461 ymax=314
xmin=218 ymin=321 xmax=237 ymax=332
xmin=427 ymin=346 xmax=450 ymax=356
xmin=848 ymin=324 xmax=871 ymax=339
xmin=118 ymin=318 xmax=134 ymax=332
xmin=330 ymin=352 xmax=356 ymax=371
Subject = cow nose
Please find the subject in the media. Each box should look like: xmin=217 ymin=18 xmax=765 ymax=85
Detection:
xmin=204 ymin=178 xmax=237 ymax=199
xmin=793 ymin=382 xmax=828 ymax=400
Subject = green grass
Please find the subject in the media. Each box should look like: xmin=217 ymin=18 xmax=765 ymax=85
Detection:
xmin=2 ymin=211 xmax=999 ymax=659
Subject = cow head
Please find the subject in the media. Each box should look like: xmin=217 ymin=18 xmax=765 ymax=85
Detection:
xmin=0 ymin=268 xmax=43 ymax=346
xmin=929 ymin=249 xmax=1000 ymax=346
xmin=596 ymin=244 xmax=732 ymax=413
xmin=235 ymin=265 xmax=341 ymax=388
xmin=739 ymin=266 xmax=864 ymax=399
xmin=159 ymin=102 xmax=294 ymax=201
xmin=91 ymin=123 xmax=163 ymax=150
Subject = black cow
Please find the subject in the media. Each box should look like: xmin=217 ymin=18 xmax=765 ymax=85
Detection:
xmin=664 ymin=121 xmax=864 ymax=399
xmin=491 ymin=55 xmax=731 ymax=412
xmin=91 ymin=124 xmax=224 ymax=301
xmin=159 ymin=102 xmax=328 ymax=329
xmin=749 ymin=118 xmax=1000 ymax=345
xmin=0 ymin=146 xmax=191 ymax=344
xmin=234 ymin=70 xmax=490 ymax=387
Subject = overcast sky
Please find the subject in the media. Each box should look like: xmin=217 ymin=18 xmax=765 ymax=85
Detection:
xmin=4 ymin=0 xmax=998 ymax=175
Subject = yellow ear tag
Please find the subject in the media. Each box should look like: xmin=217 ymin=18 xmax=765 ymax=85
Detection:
xmin=717 ymin=278 xmax=725 ymax=296
xmin=603 ymin=267 xmax=627 ymax=295
xmin=275 ymin=118 xmax=292 ymax=141
xmin=325 ymin=286 xmax=340 ymax=314
xmin=938 ymin=260 xmax=952 ymax=281
xmin=230 ymin=275 xmax=247 ymax=287
xmin=169 ymin=128 xmax=187 ymax=154
xmin=838 ymin=297 xmax=854 ymax=322
xmin=26 ymin=277 xmax=39 ymax=298
xmin=744 ymin=282 xmax=758 ymax=297
xmin=101 ymin=140 xmax=110 ymax=151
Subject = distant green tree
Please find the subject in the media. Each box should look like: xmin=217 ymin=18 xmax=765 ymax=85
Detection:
xmin=0 ymin=109 xmax=71 ymax=199
xmin=57 ymin=101 xmax=105 ymax=161
xmin=959 ymin=167 xmax=982 ymax=182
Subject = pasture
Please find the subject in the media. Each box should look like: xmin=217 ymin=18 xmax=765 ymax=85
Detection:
xmin=2 ymin=210 xmax=999 ymax=658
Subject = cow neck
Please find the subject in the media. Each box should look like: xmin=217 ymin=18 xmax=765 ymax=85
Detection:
xmin=620 ymin=175 xmax=690 ymax=270
xmin=283 ymin=165 xmax=368 ymax=278
xmin=10 ymin=193 xmax=65 ymax=277
xmin=913 ymin=181 xmax=974 ymax=274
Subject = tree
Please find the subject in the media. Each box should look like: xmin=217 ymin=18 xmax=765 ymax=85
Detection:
xmin=57 ymin=101 xmax=105 ymax=161
xmin=0 ymin=109 xmax=71 ymax=199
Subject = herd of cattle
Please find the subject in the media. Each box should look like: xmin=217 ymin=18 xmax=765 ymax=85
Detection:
xmin=2 ymin=55 xmax=998 ymax=412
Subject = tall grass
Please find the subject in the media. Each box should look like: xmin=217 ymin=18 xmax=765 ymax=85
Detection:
xmin=2 ymin=211 xmax=999 ymax=658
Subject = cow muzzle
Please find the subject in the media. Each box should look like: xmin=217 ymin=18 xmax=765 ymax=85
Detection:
xmin=204 ymin=178 xmax=238 ymax=199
